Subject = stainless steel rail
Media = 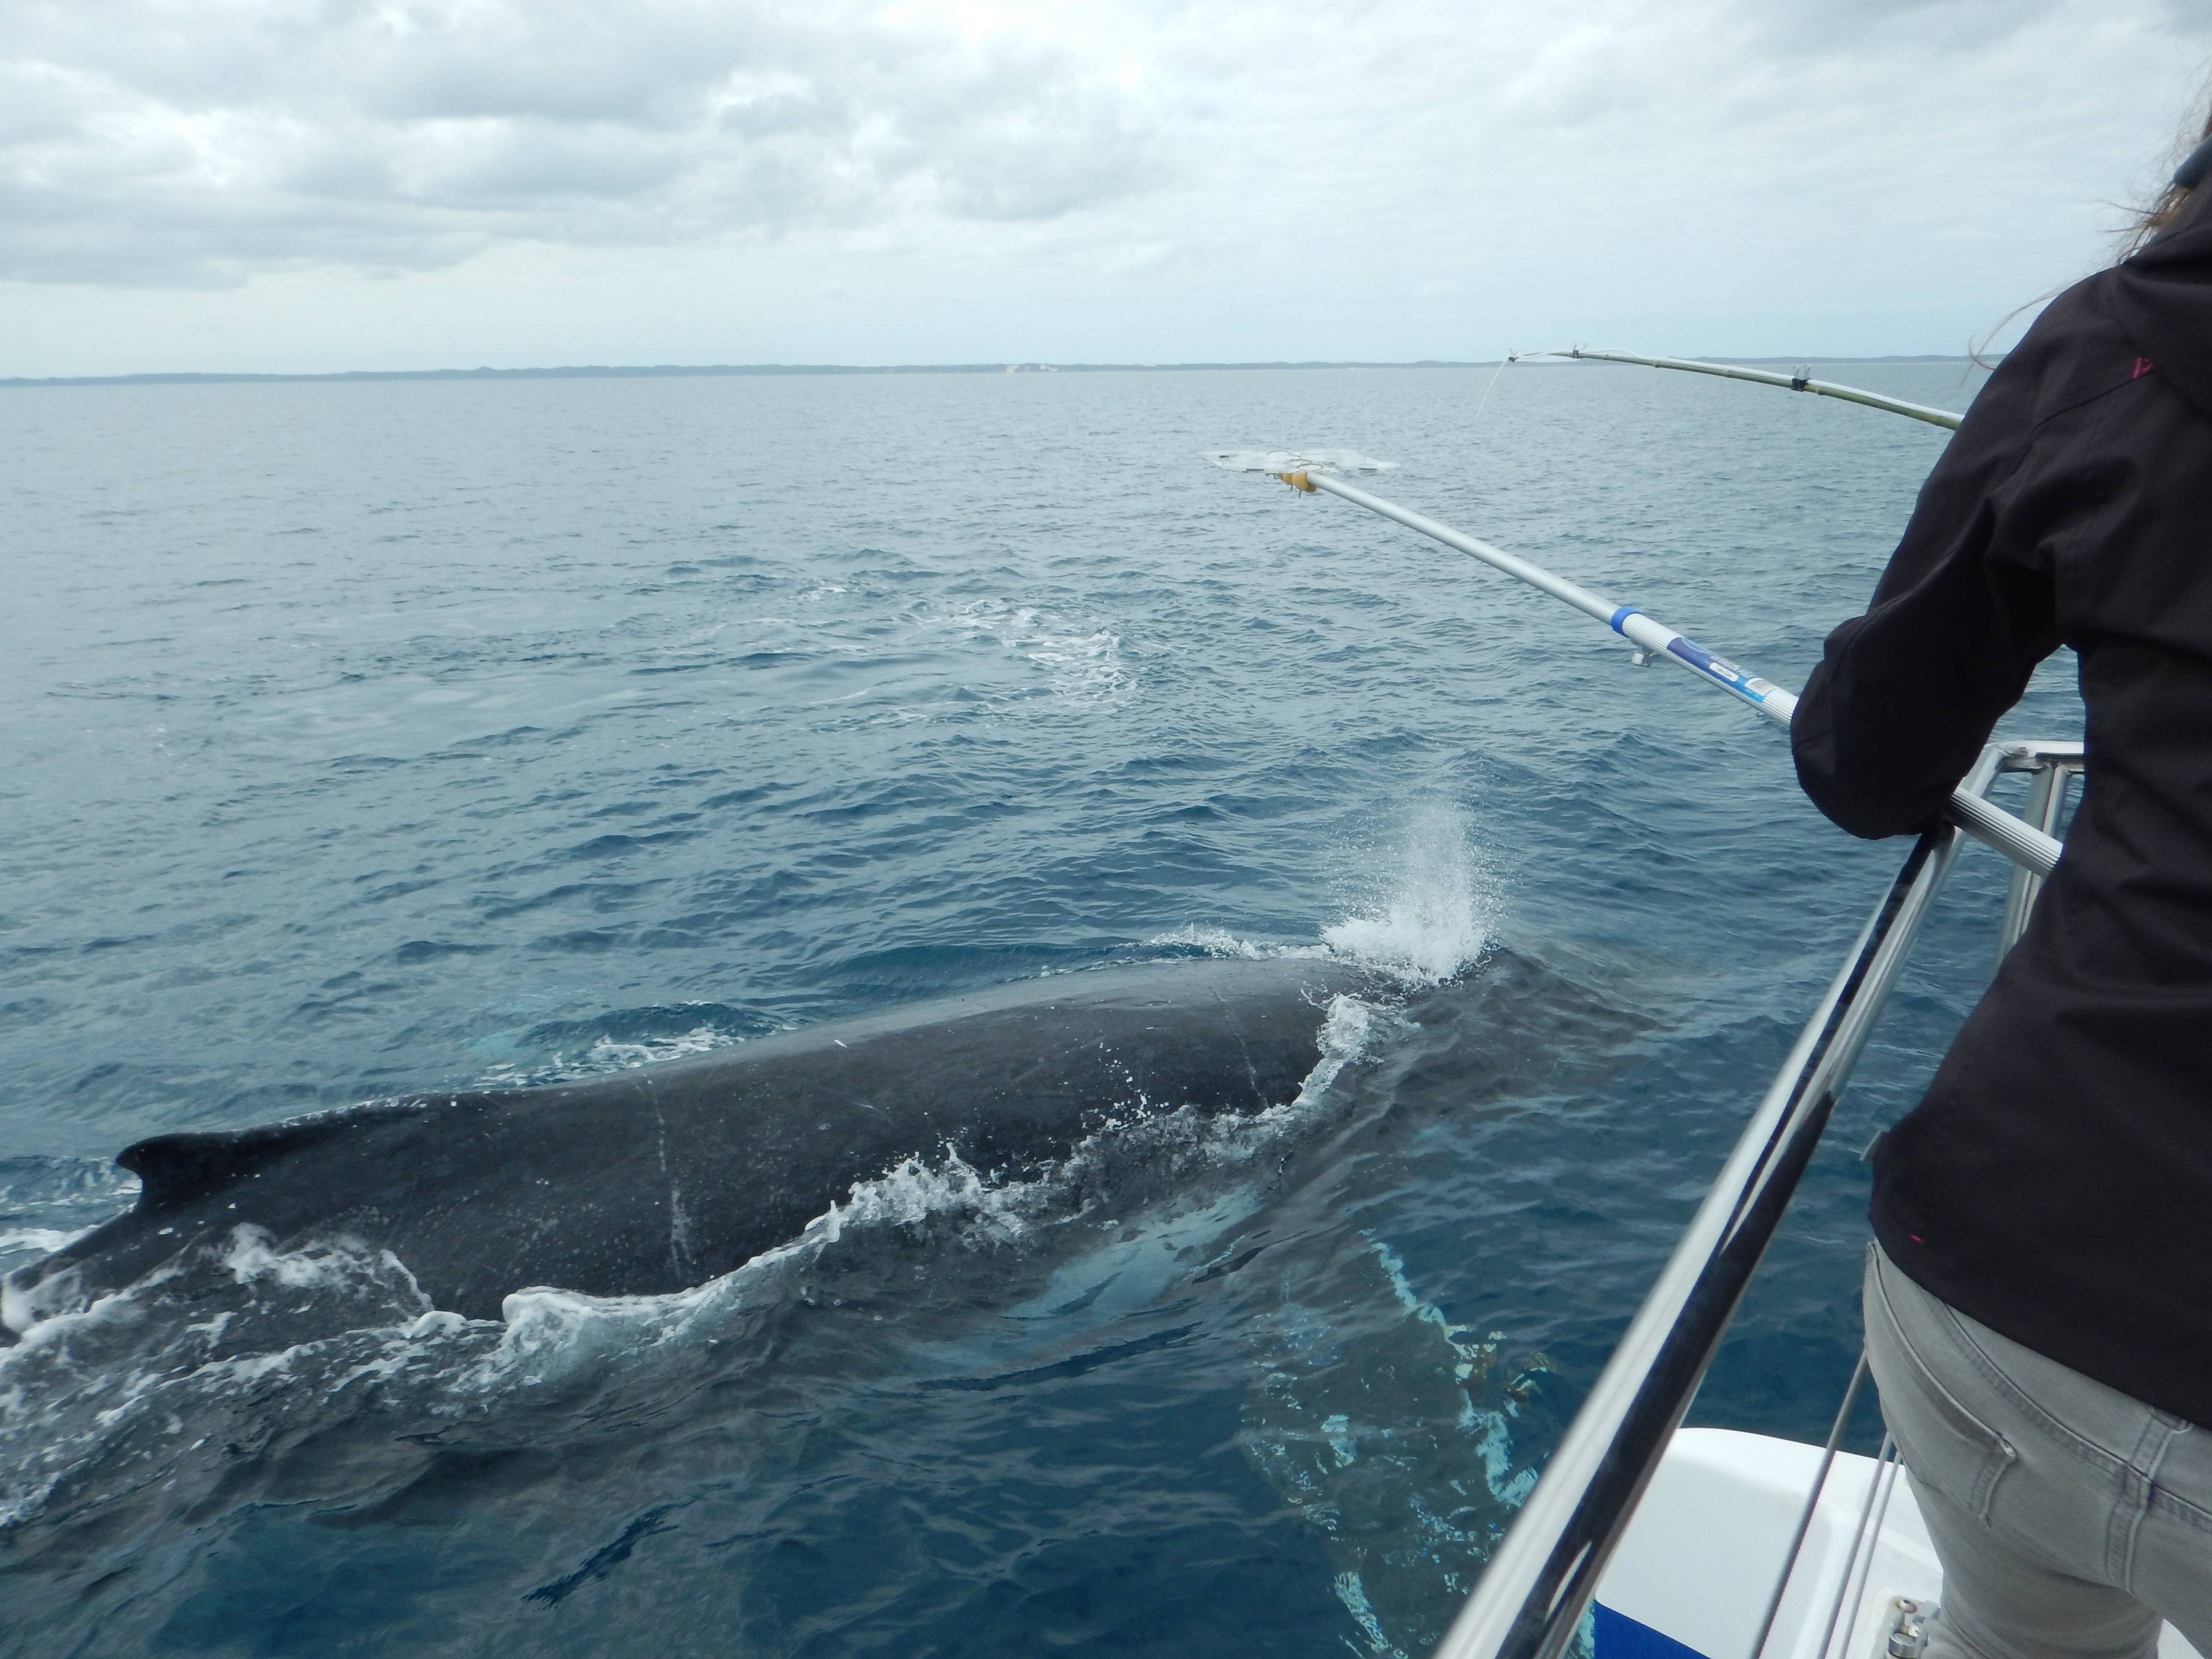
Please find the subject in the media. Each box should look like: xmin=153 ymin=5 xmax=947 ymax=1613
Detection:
xmin=1431 ymin=742 xmax=2041 ymax=1659
xmin=1994 ymin=742 xmax=2084 ymax=962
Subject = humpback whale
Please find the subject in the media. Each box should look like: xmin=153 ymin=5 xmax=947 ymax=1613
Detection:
xmin=3 ymin=957 xmax=1370 ymax=1339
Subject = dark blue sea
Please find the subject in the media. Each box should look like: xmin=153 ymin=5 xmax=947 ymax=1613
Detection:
xmin=0 ymin=361 xmax=2082 ymax=1658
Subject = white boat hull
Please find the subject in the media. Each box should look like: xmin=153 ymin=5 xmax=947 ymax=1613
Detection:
xmin=1594 ymin=1429 xmax=2202 ymax=1659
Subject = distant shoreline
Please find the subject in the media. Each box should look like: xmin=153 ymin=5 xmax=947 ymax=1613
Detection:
xmin=0 ymin=355 xmax=1984 ymax=389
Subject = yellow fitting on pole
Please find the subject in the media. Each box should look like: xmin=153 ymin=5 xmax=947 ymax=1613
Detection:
xmin=1274 ymin=471 xmax=1316 ymax=493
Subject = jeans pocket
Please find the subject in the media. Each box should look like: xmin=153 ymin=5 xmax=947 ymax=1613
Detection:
xmin=1864 ymin=1250 xmax=2020 ymax=1522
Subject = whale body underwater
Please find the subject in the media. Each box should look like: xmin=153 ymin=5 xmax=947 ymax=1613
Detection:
xmin=2 ymin=957 xmax=1375 ymax=1340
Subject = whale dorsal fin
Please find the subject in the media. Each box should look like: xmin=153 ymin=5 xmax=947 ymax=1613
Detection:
xmin=118 ymin=1107 xmax=417 ymax=1211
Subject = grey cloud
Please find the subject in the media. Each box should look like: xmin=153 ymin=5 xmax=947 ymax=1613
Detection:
xmin=0 ymin=0 xmax=1166 ymax=286
xmin=1734 ymin=0 xmax=2065 ymax=55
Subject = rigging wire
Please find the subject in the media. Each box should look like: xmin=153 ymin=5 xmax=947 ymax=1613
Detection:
xmin=1749 ymin=1350 xmax=1872 ymax=1659
xmin=1468 ymin=351 xmax=1515 ymax=428
xmin=1815 ymin=1438 xmax=1906 ymax=1659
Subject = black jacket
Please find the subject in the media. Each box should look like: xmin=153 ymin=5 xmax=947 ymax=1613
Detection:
xmin=1793 ymin=186 xmax=2212 ymax=1427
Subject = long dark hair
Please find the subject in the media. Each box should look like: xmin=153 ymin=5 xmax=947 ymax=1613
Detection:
xmin=1977 ymin=96 xmax=2212 ymax=361
xmin=2124 ymin=95 xmax=2212 ymax=258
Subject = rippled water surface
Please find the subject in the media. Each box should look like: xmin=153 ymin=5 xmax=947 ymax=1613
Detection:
xmin=0 ymin=363 xmax=2082 ymax=1658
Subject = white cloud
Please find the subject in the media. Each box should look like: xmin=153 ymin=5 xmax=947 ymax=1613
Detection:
xmin=1 ymin=0 xmax=2210 ymax=369
xmin=0 ymin=0 xmax=1166 ymax=285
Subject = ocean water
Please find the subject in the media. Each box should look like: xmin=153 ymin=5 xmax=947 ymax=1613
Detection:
xmin=0 ymin=361 xmax=2082 ymax=1658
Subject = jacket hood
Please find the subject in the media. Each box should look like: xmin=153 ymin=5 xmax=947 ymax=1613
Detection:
xmin=2110 ymin=181 xmax=2212 ymax=420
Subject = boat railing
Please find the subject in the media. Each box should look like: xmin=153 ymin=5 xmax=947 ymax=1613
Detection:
xmin=1994 ymin=740 xmax=2083 ymax=960
xmin=1429 ymin=737 xmax=2081 ymax=1659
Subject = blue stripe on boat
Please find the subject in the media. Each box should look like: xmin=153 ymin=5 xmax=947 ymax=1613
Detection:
xmin=1592 ymin=1602 xmax=1709 ymax=1659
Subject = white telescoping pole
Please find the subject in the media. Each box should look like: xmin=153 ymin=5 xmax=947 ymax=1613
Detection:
xmin=1277 ymin=468 xmax=2060 ymax=878
xmin=1297 ymin=469 xmax=1799 ymax=725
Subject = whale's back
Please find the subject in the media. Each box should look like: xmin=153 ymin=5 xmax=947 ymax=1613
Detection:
xmin=7 ymin=958 xmax=1367 ymax=1332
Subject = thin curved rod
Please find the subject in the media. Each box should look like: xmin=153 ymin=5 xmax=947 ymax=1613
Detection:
xmin=1515 ymin=349 xmax=1963 ymax=431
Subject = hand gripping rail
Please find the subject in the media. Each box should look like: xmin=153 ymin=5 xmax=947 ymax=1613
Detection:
xmin=1294 ymin=471 xmax=2062 ymax=879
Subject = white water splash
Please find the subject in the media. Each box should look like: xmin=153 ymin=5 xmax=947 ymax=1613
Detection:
xmin=1148 ymin=809 xmax=1495 ymax=985
xmin=480 ymin=1274 xmax=751 ymax=1389
xmin=0 ymin=1227 xmax=448 ymax=1529
xmin=813 ymin=992 xmax=1377 ymax=1246
xmin=1297 ymin=996 xmax=1380 ymax=1109
xmin=1143 ymin=924 xmax=1331 ymax=962
xmin=1322 ymin=806 xmax=1495 ymax=984
xmin=0 ymin=1227 xmax=86 ymax=1261
xmin=918 ymin=598 xmax=1130 ymax=702
xmin=814 ymin=1149 xmax=1040 ymax=1247
xmin=580 ymin=1027 xmax=742 ymax=1070
xmin=220 ymin=1225 xmax=424 ymax=1298
xmin=1202 ymin=448 xmax=1398 ymax=476
xmin=463 ymin=1155 xmax=1042 ymax=1394
xmin=477 ymin=1023 xmax=746 ymax=1087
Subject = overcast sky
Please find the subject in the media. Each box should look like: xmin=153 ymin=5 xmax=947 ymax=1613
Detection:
xmin=4 ymin=0 xmax=2210 ymax=375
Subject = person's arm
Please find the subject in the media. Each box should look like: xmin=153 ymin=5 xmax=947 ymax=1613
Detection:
xmin=1792 ymin=353 xmax=2065 ymax=839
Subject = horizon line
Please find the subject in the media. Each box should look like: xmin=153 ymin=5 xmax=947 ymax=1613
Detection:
xmin=0 ymin=354 xmax=1983 ymax=389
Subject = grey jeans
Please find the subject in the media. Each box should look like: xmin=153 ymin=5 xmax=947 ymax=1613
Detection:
xmin=1863 ymin=1243 xmax=2212 ymax=1659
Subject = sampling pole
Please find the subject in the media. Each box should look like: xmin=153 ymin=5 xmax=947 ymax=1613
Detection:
xmin=1516 ymin=348 xmax=1965 ymax=431
xmin=1263 ymin=463 xmax=2058 ymax=878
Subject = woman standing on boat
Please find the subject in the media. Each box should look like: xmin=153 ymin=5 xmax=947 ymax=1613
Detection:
xmin=1793 ymin=117 xmax=2212 ymax=1655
